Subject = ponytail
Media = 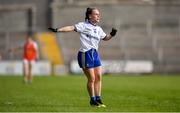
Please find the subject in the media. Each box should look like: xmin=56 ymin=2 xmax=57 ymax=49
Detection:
xmin=85 ymin=7 xmax=95 ymax=21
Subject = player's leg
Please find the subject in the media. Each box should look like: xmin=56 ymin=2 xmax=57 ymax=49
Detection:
xmin=83 ymin=68 xmax=95 ymax=97
xmin=82 ymin=68 xmax=99 ymax=107
xmin=23 ymin=60 xmax=29 ymax=83
xmin=93 ymin=50 xmax=102 ymax=98
xmin=94 ymin=66 xmax=102 ymax=97
xmin=94 ymin=66 xmax=106 ymax=107
xmin=27 ymin=61 xmax=32 ymax=83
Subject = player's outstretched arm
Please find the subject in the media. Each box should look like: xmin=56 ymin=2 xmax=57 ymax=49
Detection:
xmin=48 ymin=26 xmax=75 ymax=32
xmin=103 ymin=28 xmax=117 ymax=41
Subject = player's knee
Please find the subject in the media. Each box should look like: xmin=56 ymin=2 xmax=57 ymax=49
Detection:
xmin=88 ymin=77 xmax=95 ymax=84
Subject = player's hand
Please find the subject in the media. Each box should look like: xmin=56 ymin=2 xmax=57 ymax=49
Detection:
xmin=110 ymin=28 xmax=117 ymax=37
xmin=48 ymin=27 xmax=58 ymax=32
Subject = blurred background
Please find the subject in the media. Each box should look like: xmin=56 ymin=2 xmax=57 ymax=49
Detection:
xmin=0 ymin=0 xmax=180 ymax=75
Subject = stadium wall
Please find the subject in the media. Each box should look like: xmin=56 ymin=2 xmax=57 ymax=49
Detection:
xmin=0 ymin=61 xmax=51 ymax=76
xmin=0 ymin=0 xmax=180 ymax=74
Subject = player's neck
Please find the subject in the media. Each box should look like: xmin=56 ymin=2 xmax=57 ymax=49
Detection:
xmin=88 ymin=20 xmax=97 ymax=26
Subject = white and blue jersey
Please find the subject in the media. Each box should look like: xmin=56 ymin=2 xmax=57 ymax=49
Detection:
xmin=74 ymin=21 xmax=106 ymax=52
xmin=75 ymin=21 xmax=106 ymax=68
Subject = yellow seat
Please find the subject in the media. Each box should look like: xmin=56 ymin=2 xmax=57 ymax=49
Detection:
xmin=35 ymin=32 xmax=64 ymax=65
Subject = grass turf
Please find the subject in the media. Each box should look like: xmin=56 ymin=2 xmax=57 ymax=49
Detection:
xmin=0 ymin=75 xmax=180 ymax=112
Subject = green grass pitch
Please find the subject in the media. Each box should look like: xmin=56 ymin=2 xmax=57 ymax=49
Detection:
xmin=0 ymin=74 xmax=180 ymax=112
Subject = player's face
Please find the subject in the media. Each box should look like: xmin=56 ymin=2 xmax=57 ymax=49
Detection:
xmin=27 ymin=37 xmax=32 ymax=42
xmin=89 ymin=9 xmax=100 ymax=24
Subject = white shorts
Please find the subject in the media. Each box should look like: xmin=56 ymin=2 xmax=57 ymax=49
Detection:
xmin=23 ymin=59 xmax=35 ymax=65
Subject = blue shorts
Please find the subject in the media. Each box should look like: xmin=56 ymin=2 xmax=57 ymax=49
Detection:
xmin=77 ymin=48 xmax=101 ymax=69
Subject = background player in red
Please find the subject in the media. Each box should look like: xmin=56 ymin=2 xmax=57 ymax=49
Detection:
xmin=9 ymin=35 xmax=39 ymax=83
xmin=23 ymin=35 xmax=39 ymax=83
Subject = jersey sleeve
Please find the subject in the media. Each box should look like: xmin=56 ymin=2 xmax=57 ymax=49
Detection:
xmin=33 ymin=42 xmax=39 ymax=58
xmin=99 ymin=27 xmax=106 ymax=40
xmin=33 ymin=42 xmax=38 ymax=50
xmin=74 ymin=22 xmax=84 ymax=33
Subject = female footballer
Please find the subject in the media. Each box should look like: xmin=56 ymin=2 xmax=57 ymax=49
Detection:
xmin=49 ymin=7 xmax=117 ymax=107
xmin=23 ymin=35 xmax=39 ymax=83
xmin=9 ymin=35 xmax=39 ymax=84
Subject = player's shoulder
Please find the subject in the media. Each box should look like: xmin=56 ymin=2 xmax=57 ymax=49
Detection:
xmin=75 ymin=21 xmax=86 ymax=28
xmin=32 ymin=41 xmax=38 ymax=46
xmin=76 ymin=21 xmax=85 ymax=25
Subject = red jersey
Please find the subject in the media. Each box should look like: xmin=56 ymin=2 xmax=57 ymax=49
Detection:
xmin=23 ymin=41 xmax=38 ymax=61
